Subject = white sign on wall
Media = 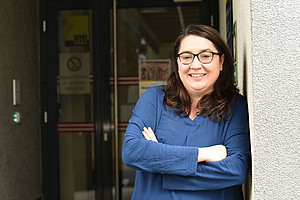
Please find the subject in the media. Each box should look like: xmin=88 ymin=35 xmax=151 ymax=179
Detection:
xmin=59 ymin=52 xmax=90 ymax=94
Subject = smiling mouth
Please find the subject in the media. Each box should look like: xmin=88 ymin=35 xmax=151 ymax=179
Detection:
xmin=189 ymin=74 xmax=206 ymax=77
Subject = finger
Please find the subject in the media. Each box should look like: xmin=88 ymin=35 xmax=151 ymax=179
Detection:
xmin=145 ymin=127 xmax=158 ymax=142
xmin=142 ymin=131 xmax=151 ymax=140
xmin=148 ymin=127 xmax=154 ymax=134
xmin=143 ymin=127 xmax=155 ymax=141
xmin=148 ymin=127 xmax=158 ymax=142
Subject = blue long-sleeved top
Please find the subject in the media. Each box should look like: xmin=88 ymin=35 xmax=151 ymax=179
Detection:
xmin=122 ymin=86 xmax=251 ymax=200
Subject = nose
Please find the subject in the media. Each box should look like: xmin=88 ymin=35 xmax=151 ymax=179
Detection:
xmin=190 ymin=57 xmax=202 ymax=69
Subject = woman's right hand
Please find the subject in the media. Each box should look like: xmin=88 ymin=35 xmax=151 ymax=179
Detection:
xmin=198 ymin=145 xmax=227 ymax=162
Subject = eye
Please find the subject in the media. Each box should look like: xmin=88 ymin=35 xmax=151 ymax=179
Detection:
xmin=200 ymin=52 xmax=211 ymax=58
xmin=180 ymin=53 xmax=193 ymax=59
xmin=183 ymin=55 xmax=192 ymax=59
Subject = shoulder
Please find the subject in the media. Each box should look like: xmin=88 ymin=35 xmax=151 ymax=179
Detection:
xmin=134 ymin=86 xmax=165 ymax=110
xmin=226 ymin=93 xmax=249 ymax=131
xmin=132 ymin=86 xmax=165 ymax=129
xmin=233 ymin=94 xmax=247 ymax=109
xmin=144 ymin=85 xmax=165 ymax=95
xmin=140 ymin=85 xmax=165 ymax=101
xmin=229 ymin=93 xmax=249 ymax=121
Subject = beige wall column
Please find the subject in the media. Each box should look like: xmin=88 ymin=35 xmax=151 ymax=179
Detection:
xmin=231 ymin=0 xmax=253 ymax=199
xmin=219 ymin=0 xmax=253 ymax=199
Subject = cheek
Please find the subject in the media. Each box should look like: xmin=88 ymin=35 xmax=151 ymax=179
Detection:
xmin=177 ymin=65 xmax=187 ymax=80
xmin=212 ymin=68 xmax=221 ymax=76
xmin=205 ymin=66 xmax=221 ymax=82
xmin=213 ymin=69 xmax=222 ymax=83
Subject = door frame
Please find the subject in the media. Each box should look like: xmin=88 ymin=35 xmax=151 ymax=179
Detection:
xmin=39 ymin=0 xmax=113 ymax=199
xmin=92 ymin=0 xmax=113 ymax=199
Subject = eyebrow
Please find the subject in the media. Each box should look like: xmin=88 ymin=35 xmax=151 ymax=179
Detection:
xmin=178 ymin=49 xmax=213 ymax=54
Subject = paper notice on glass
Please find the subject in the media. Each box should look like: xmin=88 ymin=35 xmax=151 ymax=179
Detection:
xmin=64 ymin=15 xmax=89 ymax=47
xmin=59 ymin=52 xmax=90 ymax=95
xmin=139 ymin=59 xmax=171 ymax=97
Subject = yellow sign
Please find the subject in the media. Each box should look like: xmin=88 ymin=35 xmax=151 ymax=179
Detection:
xmin=64 ymin=15 xmax=89 ymax=46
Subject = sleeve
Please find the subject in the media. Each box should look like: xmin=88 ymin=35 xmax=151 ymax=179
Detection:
xmin=162 ymin=96 xmax=251 ymax=191
xmin=122 ymin=87 xmax=199 ymax=175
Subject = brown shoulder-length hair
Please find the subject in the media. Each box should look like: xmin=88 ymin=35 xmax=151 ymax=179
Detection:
xmin=163 ymin=24 xmax=239 ymax=123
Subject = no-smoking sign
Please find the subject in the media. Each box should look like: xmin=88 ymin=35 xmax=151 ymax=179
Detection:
xmin=59 ymin=52 xmax=90 ymax=94
xmin=67 ymin=56 xmax=81 ymax=71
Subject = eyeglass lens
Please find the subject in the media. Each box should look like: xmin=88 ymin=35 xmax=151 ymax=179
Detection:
xmin=179 ymin=52 xmax=214 ymax=64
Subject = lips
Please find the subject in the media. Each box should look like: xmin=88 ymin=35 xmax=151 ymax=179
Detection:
xmin=189 ymin=73 xmax=206 ymax=77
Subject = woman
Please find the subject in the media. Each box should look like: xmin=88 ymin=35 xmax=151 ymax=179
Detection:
xmin=122 ymin=25 xmax=250 ymax=200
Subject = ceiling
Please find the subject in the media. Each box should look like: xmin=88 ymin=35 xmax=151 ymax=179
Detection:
xmin=118 ymin=4 xmax=216 ymax=53
xmin=138 ymin=6 xmax=204 ymax=43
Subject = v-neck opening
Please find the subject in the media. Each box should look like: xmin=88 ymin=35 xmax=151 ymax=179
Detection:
xmin=181 ymin=114 xmax=200 ymax=125
xmin=189 ymin=115 xmax=197 ymax=121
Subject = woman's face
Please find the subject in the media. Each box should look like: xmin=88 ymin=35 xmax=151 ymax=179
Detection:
xmin=177 ymin=35 xmax=224 ymax=99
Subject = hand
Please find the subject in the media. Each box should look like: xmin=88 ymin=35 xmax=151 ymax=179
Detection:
xmin=142 ymin=127 xmax=158 ymax=142
xmin=198 ymin=145 xmax=227 ymax=162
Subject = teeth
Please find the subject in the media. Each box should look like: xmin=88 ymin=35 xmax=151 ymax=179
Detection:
xmin=190 ymin=74 xmax=205 ymax=77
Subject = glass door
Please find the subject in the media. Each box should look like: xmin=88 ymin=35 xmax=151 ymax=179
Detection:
xmin=41 ymin=1 xmax=113 ymax=199
xmin=111 ymin=1 xmax=218 ymax=199
xmin=57 ymin=10 xmax=95 ymax=200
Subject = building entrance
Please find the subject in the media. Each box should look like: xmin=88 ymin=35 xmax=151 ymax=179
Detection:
xmin=40 ymin=0 xmax=218 ymax=200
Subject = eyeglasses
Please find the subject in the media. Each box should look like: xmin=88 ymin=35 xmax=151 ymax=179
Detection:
xmin=177 ymin=51 xmax=221 ymax=65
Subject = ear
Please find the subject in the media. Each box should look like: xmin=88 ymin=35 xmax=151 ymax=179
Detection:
xmin=219 ymin=54 xmax=225 ymax=71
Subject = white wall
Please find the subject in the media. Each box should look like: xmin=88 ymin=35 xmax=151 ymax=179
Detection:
xmin=250 ymin=1 xmax=300 ymax=199
xmin=220 ymin=0 xmax=300 ymax=199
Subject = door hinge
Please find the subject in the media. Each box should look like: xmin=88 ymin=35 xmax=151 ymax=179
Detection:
xmin=210 ymin=15 xmax=214 ymax=27
xmin=42 ymin=20 xmax=46 ymax=32
xmin=44 ymin=111 xmax=48 ymax=123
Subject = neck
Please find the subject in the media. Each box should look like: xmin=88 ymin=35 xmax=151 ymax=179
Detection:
xmin=189 ymin=97 xmax=201 ymax=120
xmin=190 ymin=95 xmax=201 ymax=108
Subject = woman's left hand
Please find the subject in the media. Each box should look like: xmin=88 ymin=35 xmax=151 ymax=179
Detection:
xmin=142 ymin=127 xmax=158 ymax=142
